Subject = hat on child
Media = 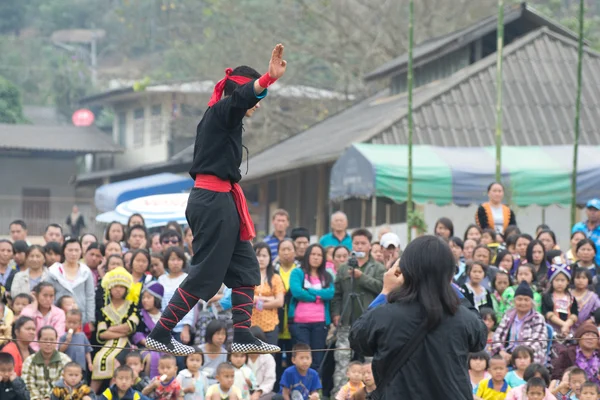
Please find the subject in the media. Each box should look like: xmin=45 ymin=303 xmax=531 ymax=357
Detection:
xmin=514 ymin=281 xmax=534 ymax=299
xmin=547 ymin=263 xmax=572 ymax=283
xmin=142 ymin=281 xmax=164 ymax=301
xmin=101 ymin=266 xmax=133 ymax=291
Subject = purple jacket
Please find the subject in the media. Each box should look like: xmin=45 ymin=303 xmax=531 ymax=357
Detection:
xmin=492 ymin=308 xmax=548 ymax=364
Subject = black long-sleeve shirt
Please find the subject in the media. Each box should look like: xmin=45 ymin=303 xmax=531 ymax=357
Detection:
xmin=189 ymin=81 xmax=266 ymax=183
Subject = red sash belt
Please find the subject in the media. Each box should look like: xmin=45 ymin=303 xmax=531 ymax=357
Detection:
xmin=194 ymin=174 xmax=256 ymax=241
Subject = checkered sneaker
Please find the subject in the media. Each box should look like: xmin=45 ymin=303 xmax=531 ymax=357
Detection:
xmin=146 ymin=336 xmax=195 ymax=356
xmin=231 ymin=340 xmax=281 ymax=354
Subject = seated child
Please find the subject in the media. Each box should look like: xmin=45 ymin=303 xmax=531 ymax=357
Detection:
xmin=58 ymin=309 xmax=93 ymax=376
xmin=0 ymin=353 xmax=28 ymax=400
xmin=206 ymin=363 xmax=242 ymax=400
xmin=100 ymin=365 xmax=151 ymax=400
xmin=10 ymin=293 xmax=32 ymax=318
xmin=580 ymin=381 xmax=599 ymax=400
xmin=336 ymin=361 xmax=364 ymax=400
xmin=469 ymin=351 xmax=491 ymax=393
xmin=523 ymin=377 xmax=546 ymax=400
xmin=176 ymin=348 xmax=209 ymax=400
xmin=351 ymin=362 xmax=376 ymax=400
xmin=126 ymin=352 xmax=152 ymax=392
xmin=568 ymin=368 xmax=587 ymax=400
xmin=142 ymin=354 xmax=182 ymax=400
xmin=50 ymin=362 xmax=94 ymax=400
xmin=505 ymin=346 xmax=533 ymax=388
xmin=275 ymin=343 xmax=321 ymax=400
xmin=229 ymin=352 xmax=257 ymax=400
xmin=475 ymin=355 xmax=510 ymax=400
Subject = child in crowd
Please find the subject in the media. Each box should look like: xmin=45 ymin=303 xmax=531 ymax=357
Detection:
xmin=126 ymin=352 xmax=152 ymax=392
xmin=50 ymin=362 xmax=94 ymax=400
xmin=176 ymin=348 xmax=208 ymax=400
xmin=490 ymin=270 xmax=512 ymax=320
xmin=57 ymin=295 xmax=78 ymax=314
xmin=44 ymin=241 xmax=62 ymax=266
xmin=351 ymin=362 xmax=376 ymax=400
xmin=480 ymin=308 xmax=496 ymax=354
xmin=0 ymin=353 xmax=28 ymax=400
xmin=101 ymin=365 xmax=150 ymax=400
xmin=542 ymin=264 xmax=578 ymax=337
xmin=205 ymin=363 xmax=242 ymax=400
xmin=523 ymin=377 xmax=547 ymax=400
xmin=276 ymin=343 xmax=321 ymax=400
xmin=133 ymin=281 xmax=164 ymax=379
xmin=11 ymin=293 xmax=32 ymax=317
xmin=150 ymin=253 xmax=166 ymax=280
xmin=580 ymin=381 xmax=599 ymax=400
xmin=568 ymin=368 xmax=587 ymax=400
xmin=229 ymin=352 xmax=257 ymax=399
xmin=469 ymin=351 xmax=491 ymax=393
xmin=142 ymin=354 xmax=182 ymax=400
xmin=22 ymin=326 xmax=72 ymax=400
xmin=505 ymin=346 xmax=533 ymax=388
xmin=460 ymin=262 xmax=494 ymax=311
xmin=200 ymin=320 xmax=229 ymax=386
xmin=336 ymin=361 xmax=364 ymax=400
xmin=475 ymin=355 xmax=510 ymax=400
xmin=58 ymin=309 xmax=93 ymax=377
xmin=550 ymin=367 xmax=576 ymax=399
xmin=247 ymin=326 xmax=277 ymax=400
xmin=21 ymin=281 xmax=66 ymax=351
xmin=92 ymin=267 xmax=140 ymax=393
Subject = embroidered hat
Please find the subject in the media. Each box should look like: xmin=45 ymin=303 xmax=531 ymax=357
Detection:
xmin=547 ymin=263 xmax=572 ymax=283
xmin=101 ymin=266 xmax=133 ymax=291
xmin=514 ymin=281 xmax=534 ymax=299
xmin=142 ymin=281 xmax=164 ymax=300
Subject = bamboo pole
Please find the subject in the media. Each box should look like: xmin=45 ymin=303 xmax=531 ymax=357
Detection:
xmin=406 ymin=0 xmax=414 ymax=242
xmin=571 ymin=0 xmax=585 ymax=227
xmin=495 ymin=0 xmax=504 ymax=182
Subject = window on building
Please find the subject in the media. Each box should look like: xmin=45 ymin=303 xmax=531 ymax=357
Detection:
xmin=117 ymin=112 xmax=127 ymax=147
xmin=133 ymin=108 xmax=145 ymax=146
xmin=150 ymin=104 xmax=162 ymax=145
xmin=22 ymin=188 xmax=50 ymax=235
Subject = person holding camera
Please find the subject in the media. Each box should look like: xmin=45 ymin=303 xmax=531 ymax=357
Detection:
xmin=330 ymin=229 xmax=385 ymax=396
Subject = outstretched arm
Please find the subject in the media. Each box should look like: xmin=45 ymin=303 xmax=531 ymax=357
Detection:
xmin=254 ymin=43 xmax=287 ymax=95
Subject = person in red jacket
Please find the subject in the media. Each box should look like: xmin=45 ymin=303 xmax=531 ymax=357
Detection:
xmin=146 ymin=45 xmax=287 ymax=356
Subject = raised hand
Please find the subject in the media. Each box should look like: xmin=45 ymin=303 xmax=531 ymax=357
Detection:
xmin=268 ymin=44 xmax=287 ymax=79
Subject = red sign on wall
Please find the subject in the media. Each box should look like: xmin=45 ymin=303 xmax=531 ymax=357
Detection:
xmin=72 ymin=109 xmax=95 ymax=127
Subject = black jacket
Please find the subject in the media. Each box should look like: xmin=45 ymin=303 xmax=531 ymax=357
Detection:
xmin=349 ymin=301 xmax=486 ymax=399
xmin=189 ymin=81 xmax=264 ymax=183
xmin=0 ymin=377 xmax=29 ymax=400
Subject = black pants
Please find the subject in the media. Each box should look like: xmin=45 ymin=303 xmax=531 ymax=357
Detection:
xmin=180 ymin=188 xmax=260 ymax=301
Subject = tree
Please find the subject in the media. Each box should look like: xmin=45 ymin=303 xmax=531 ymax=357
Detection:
xmin=0 ymin=75 xmax=27 ymax=124
xmin=0 ymin=0 xmax=28 ymax=35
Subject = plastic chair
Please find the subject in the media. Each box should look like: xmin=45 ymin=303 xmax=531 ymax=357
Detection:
xmin=546 ymin=324 xmax=554 ymax=365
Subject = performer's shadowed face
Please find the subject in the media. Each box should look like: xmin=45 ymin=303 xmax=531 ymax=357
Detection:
xmin=245 ymin=102 xmax=261 ymax=118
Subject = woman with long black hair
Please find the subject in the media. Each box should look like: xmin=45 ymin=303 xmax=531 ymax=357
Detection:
xmin=289 ymin=243 xmax=334 ymax=370
xmin=350 ymin=235 xmax=486 ymax=399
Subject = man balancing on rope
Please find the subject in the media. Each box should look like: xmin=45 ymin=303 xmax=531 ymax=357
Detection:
xmin=146 ymin=44 xmax=287 ymax=355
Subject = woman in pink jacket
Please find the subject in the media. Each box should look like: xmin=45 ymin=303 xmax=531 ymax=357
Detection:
xmin=20 ymin=281 xmax=65 ymax=351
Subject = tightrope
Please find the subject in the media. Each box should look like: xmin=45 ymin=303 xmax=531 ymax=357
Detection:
xmin=0 ymin=334 xmax=589 ymax=355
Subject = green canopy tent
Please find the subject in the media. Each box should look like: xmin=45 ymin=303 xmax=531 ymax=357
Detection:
xmin=329 ymin=144 xmax=600 ymax=228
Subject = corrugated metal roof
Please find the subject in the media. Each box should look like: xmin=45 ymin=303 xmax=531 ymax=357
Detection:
xmin=0 ymin=124 xmax=122 ymax=153
xmin=241 ymin=27 xmax=600 ymax=182
xmin=370 ymin=27 xmax=600 ymax=147
xmin=363 ymin=3 xmax=581 ymax=82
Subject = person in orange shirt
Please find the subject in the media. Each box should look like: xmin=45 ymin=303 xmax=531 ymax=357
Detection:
xmin=252 ymin=243 xmax=285 ymax=346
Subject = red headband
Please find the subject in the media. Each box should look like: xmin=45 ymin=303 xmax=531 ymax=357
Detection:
xmin=207 ymin=68 xmax=253 ymax=107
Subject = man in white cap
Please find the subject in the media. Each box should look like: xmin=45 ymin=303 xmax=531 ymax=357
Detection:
xmin=380 ymin=232 xmax=401 ymax=268
xmin=572 ymin=198 xmax=600 ymax=265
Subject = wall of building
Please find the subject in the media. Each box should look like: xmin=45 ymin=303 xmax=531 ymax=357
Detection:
xmin=0 ymin=155 xmax=97 ymax=235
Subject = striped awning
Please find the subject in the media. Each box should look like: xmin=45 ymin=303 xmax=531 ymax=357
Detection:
xmin=329 ymin=144 xmax=600 ymax=206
